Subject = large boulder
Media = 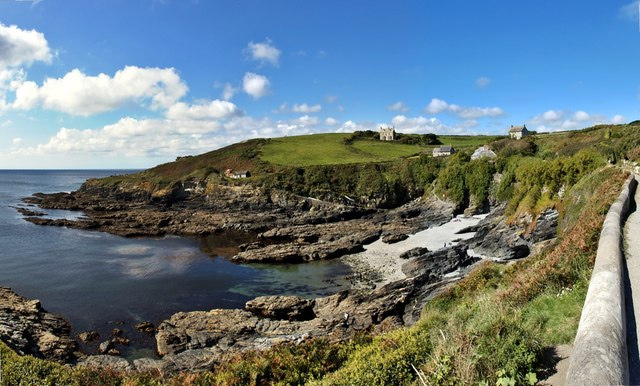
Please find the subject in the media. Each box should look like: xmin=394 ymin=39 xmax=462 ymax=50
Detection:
xmin=0 ymin=287 xmax=78 ymax=363
xmin=245 ymin=296 xmax=316 ymax=321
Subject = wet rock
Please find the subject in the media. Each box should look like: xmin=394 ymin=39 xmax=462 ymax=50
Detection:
xmin=107 ymin=348 xmax=121 ymax=356
xmin=112 ymin=328 xmax=123 ymax=337
xmin=78 ymin=355 xmax=132 ymax=371
xmin=381 ymin=233 xmax=409 ymax=244
xmin=245 ymin=296 xmax=316 ymax=321
xmin=78 ymin=331 xmax=99 ymax=343
xmin=0 ymin=287 xmax=78 ymax=363
xmin=98 ymin=340 xmax=113 ymax=354
xmin=135 ymin=321 xmax=155 ymax=334
xmin=113 ymin=336 xmax=130 ymax=346
xmin=13 ymin=207 xmax=46 ymax=217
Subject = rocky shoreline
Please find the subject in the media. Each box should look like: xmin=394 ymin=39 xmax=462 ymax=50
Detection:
xmin=2 ymin=181 xmax=560 ymax=373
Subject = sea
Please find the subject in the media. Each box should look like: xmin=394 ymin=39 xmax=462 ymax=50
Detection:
xmin=0 ymin=170 xmax=352 ymax=358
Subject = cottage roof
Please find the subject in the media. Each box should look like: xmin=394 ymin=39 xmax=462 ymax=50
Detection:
xmin=509 ymin=125 xmax=527 ymax=133
xmin=233 ymin=170 xmax=248 ymax=175
xmin=435 ymin=145 xmax=453 ymax=152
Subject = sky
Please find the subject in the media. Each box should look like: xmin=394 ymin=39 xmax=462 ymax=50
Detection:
xmin=0 ymin=0 xmax=639 ymax=168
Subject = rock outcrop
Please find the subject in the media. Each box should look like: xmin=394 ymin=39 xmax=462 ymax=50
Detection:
xmin=466 ymin=206 xmax=559 ymax=261
xmin=0 ymin=287 xmax=79 ymax=363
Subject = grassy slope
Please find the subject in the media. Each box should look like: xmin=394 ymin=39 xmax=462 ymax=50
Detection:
xmin=259 ymin=134 xmax=426 ymax=166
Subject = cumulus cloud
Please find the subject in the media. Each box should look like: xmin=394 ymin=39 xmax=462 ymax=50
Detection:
xmin=0 ymin=23 xmax=51 ymax=70
xmin=528 ymin=109 xmax=623 ymax=132
xmin=387 ymin=101 xmax=409 ymax=112
xmin=391 ymin=115 xmax=450 ymax=134
xmin=475 ymin=76 xmax=491 ymax=88
xmin=12 ymin=137 xmax=22 ymax=146
xmin=425 ymin=98 xmax=449 ymax=114
xmin=424 ymin=98 xmax=504 ymax=119
xmin=325 ymin=117 xmax=338 ymax=126
xmin=292 ymin=103 xmax=322 ymax=113
xmin=242 ymin=72 xmax=270 ymax=99
xmin=11 ymin=66 xmax=188 ymax=116
xmin=573 ymin=110 xmax=590 ymax=121
xmin=13 ymin=112 xmax=326 ymax=159
xmin=245 ymin=39 xmax=281 ymax=67
xmin=165 ymin=100 xmax=241 ymax=120
xmin=612 ymin=115 xmax=626 ymax=124
xmin=335 ymin=120 xmax=373 ymax=133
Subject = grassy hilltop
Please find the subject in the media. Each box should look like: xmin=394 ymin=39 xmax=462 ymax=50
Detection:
xmin=6 ymin=123 xmax=640 ymax=385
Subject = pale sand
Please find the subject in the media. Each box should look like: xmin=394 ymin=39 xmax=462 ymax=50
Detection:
xmin=342 ymin=214 xmax=488 ymax=287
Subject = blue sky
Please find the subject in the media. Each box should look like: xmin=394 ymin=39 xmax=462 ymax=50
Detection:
xmin=0 ymin=0 xmax=638 ymax=168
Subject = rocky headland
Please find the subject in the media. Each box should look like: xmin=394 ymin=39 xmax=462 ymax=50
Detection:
xmin=5 ymin=174 xmax=560 ymax=373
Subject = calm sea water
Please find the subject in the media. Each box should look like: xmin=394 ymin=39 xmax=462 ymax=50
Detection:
xmin=0 ymin=170 xmax=352 ymax=358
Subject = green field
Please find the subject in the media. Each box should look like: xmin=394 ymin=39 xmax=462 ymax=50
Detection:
xmin=259 ymin=133 xmax=425 ymax=166
xmin=437 ymin=135 xmax=505 ymax=149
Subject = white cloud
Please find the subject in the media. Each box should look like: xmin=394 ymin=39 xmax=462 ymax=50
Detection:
xmin=13 ymin=113 xmax=325 ymax=159
xmin=293 ymin=115 xmax=319 ymax=126
xmin=0 ymin=119 xmax=13 ymax=128
xmin=325 ymin=117 xmax=338 ymax=126
xmin=475 ymin=76 xmax=491 ymax=88
xmin=245 ymin=39 xmax=281 ymax=67
xmin=242 ymin=72 xmax=270 ymax=99
xmin=0 ymin=23 xmax=51 ymax=70
xmin=12 ymin=137 xmax=22 ymax=146
xmin=292 ymin=103 xmax=322 ymax=113
xmin=425 ymin=98 xmax=504 ymax=118
xmin=449 ymin=105 xmax=504 ymax=119
xmin=425 ymin=98 xmax=449 ymax=114
xmin=165 ymin=100 xmax=241 ymax=120
xmin=11 ymin=66 xmax=188 ymax=116
xmin=391 ymin=115 xmax=450 ymax=134
xmin=573 ymin=110 xmax=590 ymax=121
xmin=335 ymin=120 xmax=373 ymax=133
xmin=528 ymin=109 xmax=618 ymax=132
xmin=612 ymin=115 xmax=626 ymax=124
xmin=221 ymin=83 xmax=237 ymax=101
xmin=387 ymin=101 xmax=409 ymax=112
xmin=541 ymin=110 xmax=563 ymax=121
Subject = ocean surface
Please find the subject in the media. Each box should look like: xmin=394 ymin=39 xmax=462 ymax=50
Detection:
xmin=0 ymin=170 xmax=352 ymax=358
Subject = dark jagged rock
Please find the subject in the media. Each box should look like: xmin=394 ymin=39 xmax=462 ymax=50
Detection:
xmin=466 ymin=206 xmax=558 ymax=261
xmin=13 ymin=207 xmax=46 ymax=217
xmin=399 ymin=247 xmax=430 ymax=259
xmin=245 ymin=296 xmax=315 ymax=321
xmin=381 ymin=233 xmax=409 ymax=244
xmin=0 ymin=287 xmax=79 ymax=363
xmin=78 ymin=331 xmax=99 ymax=343
xmin=135 ymin=321 xmax=155 ymax=334
xmin=531 ymin=208 xmax=559 ymax=243
xmin=401 ymin=245 xmax=476 ymax=277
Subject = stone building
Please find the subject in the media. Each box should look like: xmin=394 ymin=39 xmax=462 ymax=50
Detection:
xmin=508 ymin=124 xmax=529 ymax=140
xmin=379 ymin=126 xmax=396 ymax=141
xmin=432 ymin=145 xmax=455 ymax=157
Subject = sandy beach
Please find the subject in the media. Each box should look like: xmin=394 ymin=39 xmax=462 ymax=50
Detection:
xmin=343 ymin=214 xmax=489 ymax=287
